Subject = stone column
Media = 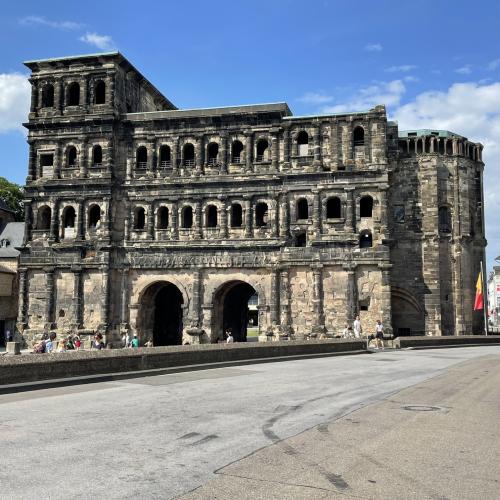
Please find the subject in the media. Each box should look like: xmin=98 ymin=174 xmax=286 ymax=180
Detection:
xmin=80 ymin=138 xmax=88 ymax=178
xmin=220 ymin=133 xmax=228 ymax=174
xmin=345 ymin=187 xmax=356 ymax=233
xmin=244 ymin=197 xmax=253 ymax=238
xmin=124 ymin=201 xmax=130 ymax=242
xmin=49 ymin=200 xmax=59 ymax=243
xmin=172 ymin=139 xmax=179 ymax=176
xmin=100 ymin=269 xmax=110 ymax=334
xmin=76 ymin=200 xmax=85 ymax=241
xmin=54 ymin=141 xmax=62 ymax=179
xmin=378 ymin=263 xmax=393 ymax=336
xmin=105 ymin=139 xmax=113 ymax=177
xmin=279 ymin=269 xmax=292 ymax=336
xmin=379 ymin=187 xmax=388 ymax=239
xmin=245 ymin=131 xmax=253 ymax=172
xmin=219 ymin=197 xmax=228 ymax=238
xmin=271 ymin=129 xmax=279 ymax=171
xmin=120 ymin=267 xmax=130 ymax=331
xmin=196 ymin=137 xmax=204 ymax=175
xmin=364 ymin=119 xmax=372 ymax=163
xmin=312 ymin=190 xmax=321 ymax=238
xmin=330 ymin=118 xmax=339 ymax=170
xmin=29 ymin=80 xmax=38 ymax=114
xmin=195 ymin=201 xmax=202 ymax=238
xmin=147 ymin=139 xmax=155 ymax=176
xmin=45 ymin=267 xmax=55 ymax=330
xmin=347 ymin=120 xmax=354 ymax=163
xmin=270 ymin=267 xmax=280 ymax=326
xmin=72 ymin=267 xmax=83 ymax=330
xmin=17 ymin=268 xmax=28 ymax=331
xmin=147 ymin=203 xmax=155 ymax=240
xmin=344 ymin=264 xmax=358 ymax=326
xmin=23 ymin=201 xmax=33 ymax=244
xmin=311 ymin=265 xmax=326 ymax=334
xmin=313 ymin=123 xmax=322 ymax=167
xmin=191 ymin=269 xmax=203 ymax=329
xmin=81 ymin=77 xmax=88 ymax=112
xmin=171 ymin=201 xmax=179 ymax=239
xmin=282 ymin=124 xmax=291 ymax=169
xmin=126 ymin=145 xmax=133 ymax=180
xmin=279 ymin=190 xmax=289 ymax=239
xmin=27 ymin=140 xmax=36 ymax=181
xmin=58 ymin=80 xmax=64 ymax=113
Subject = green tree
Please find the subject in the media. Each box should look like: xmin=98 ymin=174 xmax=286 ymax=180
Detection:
xmin=0 ymin=177 xmax=24 ymax=221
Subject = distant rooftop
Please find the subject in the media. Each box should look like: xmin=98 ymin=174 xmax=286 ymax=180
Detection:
xmin=0 ymin=199 xmax=14 ymax=213
xmin=399 ymin=129 xmax=463 ymax=139
xmin=0 ymin=222 xmax=24 ymax=258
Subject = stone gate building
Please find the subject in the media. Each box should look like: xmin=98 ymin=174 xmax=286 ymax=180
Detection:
xmin=18 ymin=52 xmax=487 ymax=345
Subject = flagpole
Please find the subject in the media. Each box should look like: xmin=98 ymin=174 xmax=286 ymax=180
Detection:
xmin=481 ymin=260 xmax=488 ymax=336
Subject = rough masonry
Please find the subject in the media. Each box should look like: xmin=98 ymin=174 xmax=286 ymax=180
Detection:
xmin=17 ymin=52 xmax=487 ymax=346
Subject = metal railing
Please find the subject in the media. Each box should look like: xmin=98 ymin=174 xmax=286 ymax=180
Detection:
xmin=183 ymin=159 xmax=195 ymax=167
xmin=232 ymin=156 xmax=241 ymax=164
xmin=136 ymin=161 xmax=147 ymax=169
xmin=160 ymin=161 xmax=172 ymax=168
xmin=92 ymin=163 xmax=102 ymax=168
xmin=207 ymin=158 xmax=218 ymax=166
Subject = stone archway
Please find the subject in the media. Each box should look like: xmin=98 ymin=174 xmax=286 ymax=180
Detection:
xmin=391 ymin=287 xmax=424 ymax=336
xmin=137 ymin=281 xmax=185 ymax=345
xmin=212 ymin=280 xmax=258 ymax=342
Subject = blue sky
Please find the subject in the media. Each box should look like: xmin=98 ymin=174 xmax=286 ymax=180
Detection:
xmin=0 ymin=0 xmax=499 ymax=268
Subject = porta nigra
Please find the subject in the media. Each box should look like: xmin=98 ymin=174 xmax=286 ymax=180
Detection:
xmin=17 ymin=52 xmax=486 ymax=346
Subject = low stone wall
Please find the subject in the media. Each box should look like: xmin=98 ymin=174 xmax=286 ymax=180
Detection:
xmin=395 ymin=335 xmax=500 ymax=349
xmin=0 ymin=339 xmax=365 ymax=386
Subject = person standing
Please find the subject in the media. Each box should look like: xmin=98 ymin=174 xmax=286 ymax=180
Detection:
xmin=353 ymin=315 xmax=362 ymax=339
xmin=375 ymin=320 xmax=384 ymax=350
xmin=226 ymin=329 xmax=234 ymax=343
xmin=131 ymin=334 xmax=140 ymax=348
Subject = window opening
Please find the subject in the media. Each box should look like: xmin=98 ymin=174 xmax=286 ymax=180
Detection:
xmin=231 ymin=204 xmax=243 ymax=227
xmin=135 ymin=207 xmax=146 ymax=230
xmin=327 ymin=197 xmax=341 ymax=218
xmin=360 ymin=196 xmax=373 ymax=218
xmin=157 ymin=207 xmax=169 ymax=229
xmin=182 ymin=206 xmax=193 ymax=228
xmin=297 ymin=198 xmax=309 ymax=220
xmin=255 ymin=202 xmax=268 ymax=227
xmin=207 ymin=205 xmax=218 ymax=227
xmin=232 ymin=141 xmax=243 ymax=163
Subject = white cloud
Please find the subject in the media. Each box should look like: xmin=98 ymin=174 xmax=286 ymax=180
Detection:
xmin=79 ymin=32 xmax=116 ymax=51
xmin=455 ymin=65 xmax=472 ymax=75
xmin=0 ymin=73 xmax=30 ymax=134
xmin=392 ymin=81 xmax=500 ymax=269
xmin=322 ymin=80 xmax=406 ymax=113
xmin=364 ymin=43 xmax=382 ymax=52
xmin=404 ymin=75 xmax=419 ymax=83
xmin=488 ymin=59 xmax=500 ymax=71
xmin=385 ymin=65 xmax=417 ymax=73
xmin=297 ymin=92 xmax=333 ymax=105
xmin=19 ymin=15 xmax=83 ymax=30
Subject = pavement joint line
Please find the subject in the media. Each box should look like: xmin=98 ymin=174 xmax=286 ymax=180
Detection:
xmin=0 ymin=349 xmax=369 ymax=395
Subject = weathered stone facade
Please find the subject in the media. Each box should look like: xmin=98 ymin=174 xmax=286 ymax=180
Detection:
xmin=18 ymin=52 xmax=487 ymax=346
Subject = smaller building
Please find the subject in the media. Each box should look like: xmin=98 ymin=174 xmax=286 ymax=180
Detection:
xmin=0 ymin=215 xmax=24 ymax=346
xmin=487 ymin=259 xmax=500 ymax=330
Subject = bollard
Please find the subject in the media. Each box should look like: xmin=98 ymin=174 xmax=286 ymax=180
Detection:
xmin=6 ymin=342 xmax=21 ymax=355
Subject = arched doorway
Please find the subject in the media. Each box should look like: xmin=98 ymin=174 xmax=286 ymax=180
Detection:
xmin=391 ymin=287 xmax=424 ymax=336
xmin=138 ymin=282 xmax=184 ymax=346
xmin=213 ymin=281 xmax=258 ymax=342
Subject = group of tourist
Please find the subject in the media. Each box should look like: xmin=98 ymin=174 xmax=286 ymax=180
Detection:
xmin=33 ymin=332 xmax=82 ymax=353
xmin=341 ymin=316 xmax=385 ymax=349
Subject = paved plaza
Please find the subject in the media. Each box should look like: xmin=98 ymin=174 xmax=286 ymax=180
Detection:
xmin=1 ymin=347 xmax=500 ymax=499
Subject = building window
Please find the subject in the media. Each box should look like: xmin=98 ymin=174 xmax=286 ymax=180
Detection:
xmin=88 ymin=205 xmax=101 ymax=228
xmin=207 ymin=143 xmax=219 ymax=165
xmin=41 ymin=84 xmax=54 ymax=108
xmin=438 ymin=206 xmax=451 ymax=233
xmin=353 ymin=126 xmax=365 ymax=146
xmin=67 ymin=82 xmax=80 ymax=106
xmin=40 ymin=153 xmax=54 ymax=176
xmin=296 ymin=198 xmax=309 ymax=220
xmin=37 ymin=206 xmax=51 ymax=230
xmin=297 ymin=131 xmax=309 ymax=156
xmin=183 ymin=143 xmax=195 ymax=167
xmin=231 ymin=203 xmax=243 ymax=227
xmin=182 ymin=206 xmax=193 ymax=229
xmin=327 ymin=197 xmax=341 ymax=218
xmin=360 ymin=196 xmax=373 ymax=218
xmin=255 ymin=202 xmax=268 ymax=227
xmin=159 ymin=145 xmax=171 ymax=168
xmin=134 ymin=207 xmax=145 ymax=230
xmin=359 ymin=230 xmax=372 ymax=248
xmin=157 ymin=207 xmax=169 ymax=229
xmin=206 ymin=205 xmax=218 ymax=228
xmin=67 ymin=146 xmax=77 ymax=167
xmin=94 ymin=80 xmax=106 ymax=104
xmin=92 ymin=145 xmax=103 ymax=167
xmin=256 ymin=139 xmax=269 ymax=162
xmin=63 ymin=206 xmax=76 ymax=228
xmin=136 ymin=146 xmax=147 ymax=169
xmin=296 ymin=231 xmax=307 ymax=247
xmin=231 ymin=140 xmax=243 ymax=163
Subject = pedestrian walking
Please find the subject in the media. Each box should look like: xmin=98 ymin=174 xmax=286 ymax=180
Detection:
xmin=131 ymin=334 xmax=140 ymax=348
xmin=353 ymin=315 xmax=362 ymax=339
xmin=45 ymin=333 xmax=56 ymax=353
xmin=74 ymin=334 xmax=81 ymax=350
xmin=375 ymin=320 xmax=384 ymax=350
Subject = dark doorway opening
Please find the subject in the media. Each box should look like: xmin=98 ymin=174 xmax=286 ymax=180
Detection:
xmin=153 ymin=283 xmax=184 ymax=346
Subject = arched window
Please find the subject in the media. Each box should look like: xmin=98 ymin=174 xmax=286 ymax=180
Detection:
xmin=353 ymin=126 xmax=365 ymax=146
xmin=134 ymin=207 xmax=145 ymax=230
xmin=67 ymin=146 xmax=77 ymax=167
xmin=327 ymin=197 xmax=341 ymax=218
xmin=67 ymin=82 xmax=80 ymax=106
xmin=297 ymin=198 xmax=309 ymax=220
xmin=41 ymin=84 xmax=54 ymax=108
xmin=360 ymin=196 xmax=373 ymax=218
xmin=207 ymin=143 xmax=219 ymax=165
xmin=255 ymin=202 xmax=268 ymax=227
xmin=231 ymin=203 xmax=242 ymax=227
xmin=232 ymin=140 xmax=243 ymax=163
xmin=297 ymin=131 xmax=309 ymax=156
xmin=182 ymin=206 xmax=193 ymax=228
xmin=446 ymin=140 xmax=453 ymax=155
xmin=296 ymin=232 xmax=307 ymax=247
xmin=183 ymin=143 xmax=195 ymax=167
xmin=63 ymin=206 xmax=76 ymax=228
xmin=94 ymin=80 xmax=106 ymax=104
xmin=157 ymin=207 xmax=169 ymax=229
xmin=136 ymin=146 xmax=147 ymax=169
xmin=256 ymin=139 xmax=269 ymax=162
xmin=159 ymin=145 xmax=171 ymax=168
xmin=88 ymin=205 xmax=101 ymax=228
xmin=439 ymin=206 xmax=451 ymax=233
xmin=92 ymin=145 xmax=102 ymax=167
xmin=37 ymin=206 xmax=51 ymax=230
xmin=206 ymin=205 xmax=218 ymax=227
xmin=359 ymin=230 xmax=372 ymax=248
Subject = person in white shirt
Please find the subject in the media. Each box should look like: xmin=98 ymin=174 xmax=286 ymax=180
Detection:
xmin=226 ymin=330 xmax=234 ymax=343
xmin=353 ymin=316 xmax=362 ymax=339
xmin=375 ymin=320 xmax=384 ymax=350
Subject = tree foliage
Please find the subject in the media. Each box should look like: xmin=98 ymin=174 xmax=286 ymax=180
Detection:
xmin=0 ymin=177 xmax=24 ymax=221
